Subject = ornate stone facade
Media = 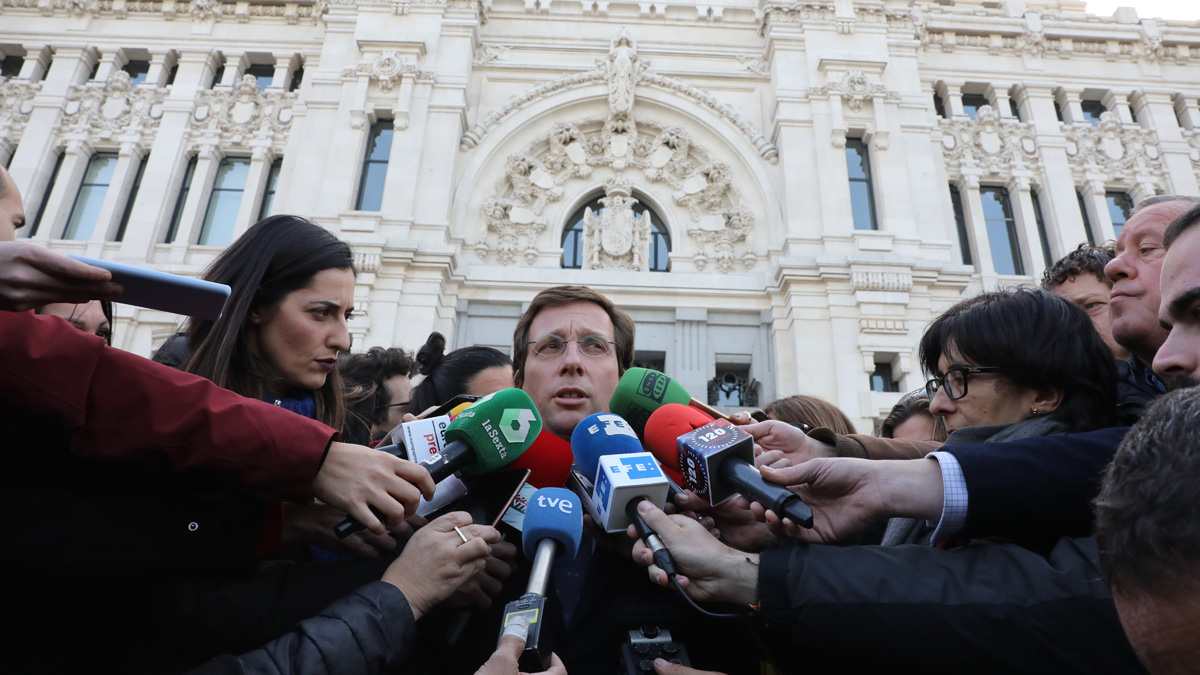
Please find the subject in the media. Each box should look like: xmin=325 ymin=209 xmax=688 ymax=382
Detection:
xmin=4 ymin=0 xmax=1200 ymax=429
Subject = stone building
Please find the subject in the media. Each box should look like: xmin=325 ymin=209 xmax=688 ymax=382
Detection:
xmin=3 ymin=0 xmax=1199 ymax=430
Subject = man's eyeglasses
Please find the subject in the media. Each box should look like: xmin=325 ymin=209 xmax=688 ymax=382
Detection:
xmin=528 ymin=335 xmax=616 ymax=359
xmin=925 ymin=366 xmax=1002 ymax=401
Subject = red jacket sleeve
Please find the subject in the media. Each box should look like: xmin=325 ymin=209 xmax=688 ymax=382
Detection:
xmin=0 ymin=311 xmax=335 ymax=498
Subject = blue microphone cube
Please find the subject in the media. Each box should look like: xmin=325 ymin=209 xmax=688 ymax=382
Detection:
xmin=592 ymin=452 xmax=670 ymax=533
xmin=678 ymin=419 xmax=755 ymax=506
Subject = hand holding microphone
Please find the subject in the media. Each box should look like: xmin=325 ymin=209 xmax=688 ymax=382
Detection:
xmin=335 ymin=389 xmax=543 ymax=538
xmin=381 ymin=511 xmax=501 ymax=620
xmin=314 ymin=441 xmax=436 ymax=536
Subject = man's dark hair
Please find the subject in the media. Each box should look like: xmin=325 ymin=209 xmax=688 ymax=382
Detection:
xmin=1096 ymin=387 xmax=1200 ymax=595
xmin=1040 ymin=242 xmax=1115 ymax=291
xmin=338 ymin=346 xmax=417 ymax=443
xmin=919 ymin=287 xmax=1117 ymax=433
xmin=511 ymin=285 xmax=635 ymax=388
xmin=1163 ymin=200 xmax=1200 ymax=250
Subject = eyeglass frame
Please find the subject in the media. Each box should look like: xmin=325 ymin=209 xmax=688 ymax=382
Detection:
xmin=527 ymin=334 xmax=617 ymax=359
xmin=924 ymin=365 xmax=1003 ymax=401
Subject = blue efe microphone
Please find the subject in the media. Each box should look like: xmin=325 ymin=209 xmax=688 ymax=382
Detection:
xmin=499 ymin=488 xmax=582 ymax=673
xmin=571 ymin=413 xmax=680 ymax=533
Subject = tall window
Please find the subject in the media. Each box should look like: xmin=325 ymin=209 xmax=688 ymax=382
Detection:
xmin=63 ymin=152 xmax=118 ymax=240
xmin=258 ymin=158 xmax=282 ymax=221
xmin=870 ymin=362 xmax=899 ymax=393
xmin=355 ymin=120 xmax=392 ymax=211
xmin=29 ymin=153 xmax=64 ymax=237
xmin=1080 ymin=100 xmax=1107 ymax=125
xmin=122 ymin=60 xmax=150 ymax=85
xmin=961 ymin=93 xmax=989 ymax=120
xmin=197 ymin=157 xmax=250 ymax=246
xmin=245 ymin=64 xmax=274 ymax=90
xmin=289 ymin=66 xmax=304 ymax=92
xmin=1031 ymin=189 xmax=1053 ymax=269
xmin=949 ymin=185 xmax=972 ymax=265
xmin=1 ymin=55 xmax=24 ymax=79
xmin=933 ymin=92 xmax=947 ymax=119
xmin=561 ymin=195 xmax=670 ymax=272
xmin=1008 ymin=98 xmax=1022 ymax=120
xmin=708 ymin=366 xmax=756 ymax=407
xmin=115 ymin=154 xmax=148 ymax=242
xmin=165 ymin=63 xmax=178 ymax=86
xmin=845 ymin=138 xmax=877 ymax=231
xmin=980 ymin=186 xmax=1024 ymax=276
xmin=209 ymin=65 xmax=225 ymax=89
xmin=1106 ymin=191 xmax=1133 ymax=237
xmin=1077 ymin=191 xmax=1096 ymax=246
xmin=165 ymin=156 xmax=197 ymax=243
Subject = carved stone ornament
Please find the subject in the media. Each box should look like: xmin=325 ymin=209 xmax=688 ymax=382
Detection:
xmin=807 ymin=70 xmax=899 ymax=112
xmin=460 ymin=27 xmax=777 ymax=163
xmin=344 ymin=52 xmax=433 ymax=91
xmin=580 ymin=175 xmax=652 ymax=271
xmin=1063 ymin=111 xmax=1164 ymax=184
xmin=1182 ymin=128 xmax=1200 ymax=167
xmin=477 ymin=197 xmax=546 ymax=266
xmin=475 ymin=44 xmax=512 ymax=65
xmin=939 ymin=105 xmax=1041 ymax=180
xmin=0 ymin=79 xmax=41 ymax=138
xmin=191 ymin=0 xmax=220 ymax=21
xmin=190 ymin=74 xmax=296 ymax=148
xmin=61 ymin=70 xmax=166 ymax=142
xmin=735 ymin=54 xmax=769 ymax=78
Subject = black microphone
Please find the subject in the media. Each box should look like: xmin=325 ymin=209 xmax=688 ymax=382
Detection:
xmin=677 ymin=418 xmax=813 ymax=528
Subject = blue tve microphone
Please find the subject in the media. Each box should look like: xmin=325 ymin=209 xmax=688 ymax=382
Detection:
xmin=499 ymin=488 xmax=582 ymax=672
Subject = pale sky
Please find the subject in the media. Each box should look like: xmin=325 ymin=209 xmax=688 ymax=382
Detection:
xmin=1084 ymin=0 xmax=1200 ymax=21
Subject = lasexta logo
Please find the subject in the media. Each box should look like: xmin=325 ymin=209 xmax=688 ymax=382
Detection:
xmin=500 ymin=408 xmax=537 ymax=443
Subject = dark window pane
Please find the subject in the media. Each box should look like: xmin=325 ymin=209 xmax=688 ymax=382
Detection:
xmin=63 ymin=152 xmax=119 ymax=240
xmin=356 ymin=121 xmax=392 ymax=211
xmin=1106 ymin=191 xmax=1133 ymax=238
xmin=115 ymin=154 xmax=148 ymax=242
xmin=210 ymin=65 xmax=224 ymax=88
xmin=88 ymin=60 xmax=99 ymax=81
xmin=165 ymin=156 xmax=198 ymax=243
xmin=845 ymin=139 xmax=877 ymax=231
xmin=289 ymin=66 xmax=304 ymax=92
xmin=870 ymin=363 xmax=899 ymax=393
xmin=1054 ymin=99 xmax=1065 ymax=122
xmin=30 ymin=154 xmax=64 ymax=237
xmin=245 ymin=64 xmax=274 ymax=91
xmin=1009 ymin=98 xmax=1021 ymax=120
xmin=198 ymin=157 xmax=251 ymax=246
xmin=980 ymin=187 xmax=1023 ymax=276
xmin=1080 ymin=100 xmax=1107 ymax=125
xmin=122 ymin=60 xmax=150 ymax=85
xmin=1 ymin=55 xmax=25 ymax=79
xmin=166 ymin=64 xmax=178 ymax=86
xmin=1031 ymin=190 xmax=1053 ymax=269
xmin=259 ymin=158 xmax=282 ymax=221
xmin=933 ymin=92 xmax=946 ymax=119
xmin=1077 ymin=191 xmax=1096 ymax=246
xmin=708 ymin=366 xmax=756 ymax=407
xmin=949 ymin=185 xmax=972 ymax=265
xmin=962 ymin=93 xmax=989 ymax=120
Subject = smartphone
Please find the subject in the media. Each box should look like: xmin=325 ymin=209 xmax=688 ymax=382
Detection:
xmin=425 ymin=468 xmax=531 ymax=527
xmin=417 ymin=394 xmax=481 ymax=420
xmin=69 ymin=255 xmax=231 ymax=320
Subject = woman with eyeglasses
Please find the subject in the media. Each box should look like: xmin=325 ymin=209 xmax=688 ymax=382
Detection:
xmin=880 ymin=286 xmax=1117 ymax=546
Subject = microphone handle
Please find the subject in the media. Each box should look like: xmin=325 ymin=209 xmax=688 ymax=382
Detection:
xmin=334 ymin=439 xmax=474 ymax=538
xmin=720 ymin=460 xmax=814 ymax=528
xmin=525 ymin=538 xmax=559 ymax=597
xmin=625 ymin=498 xmax=676 ymax=576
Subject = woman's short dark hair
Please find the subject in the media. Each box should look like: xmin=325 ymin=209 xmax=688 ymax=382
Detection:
xmin=183 ymin=215 xmax=356 ymax=430
xmin=880 ymin=392 xmax=947 ymax=441
xmin=407 ymin=332 xmax=512 ymax=415
xmin=918 ymin=287 xmax=1117 ymax=433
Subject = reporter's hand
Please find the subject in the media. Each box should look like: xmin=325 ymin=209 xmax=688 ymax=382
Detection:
xmin=626 ymin=502 xmax=757 ymax=605
xmin=755 ymin=457 xmax=944 ymax=543
xmin=282 ymin=501 xmax=398 ymax=557
xmin=312 ymin=441 xmax=437 ymax=535
xmin=742 ymin=420 xmax=836 ymax=470
xmin=0 ymin=242 xmax=122 ymax=311
xmin=382 ymin=511 xmax=500 ymax=619
xmin=446 ymin=539 xmax=518 ymax=608
xmin=673 ymin=490 xmax=777 ymax=552
xmin=476 ymin=615 xmax=567 ymax=675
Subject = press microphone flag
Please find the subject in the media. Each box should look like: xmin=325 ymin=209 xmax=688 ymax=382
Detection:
xmin=335 ymin=388 xmax=543 ymax=538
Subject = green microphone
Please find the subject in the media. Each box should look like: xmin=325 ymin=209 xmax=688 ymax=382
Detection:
xmin=335 ymin=388 xmax=542 ymax=537
xmin=608 ymin=367 xmax=692 ymax=437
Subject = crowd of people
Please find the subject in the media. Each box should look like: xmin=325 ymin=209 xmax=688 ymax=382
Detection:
xmin=2 ymin=159 xmax=1199 ymax=675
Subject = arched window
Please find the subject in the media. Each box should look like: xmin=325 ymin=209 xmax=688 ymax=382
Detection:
xmin=561 ymin=194 xmax=670 ymax=272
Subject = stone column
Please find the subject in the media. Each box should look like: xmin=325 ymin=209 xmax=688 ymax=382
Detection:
xmin=1102 ymin=90 xmax=1134 ymax=125
xmin=1007 ymin=175 xmax=1045 ymax=279
xmin=230 ymin=145 xmax=275 ymax=240
xmin=667 ymin=308 xmax=711 ymax=407
xmin=166 ymin=142 xmax=222 ymax=259
xmin=1135 ymin=90 xmax=1200 ymax=197
xmin=942 ymin=81 xmax=966 ymax=117
xmin=1082 ymin=178 xmax=1115 ymax=243
xmin=763 ymin=22 xmax=822 ymax=242
xmin=990 ymin=84 xmax=1015 ymax=119
xmin=118 ymin=50 xmax=219 ymax=260
xmin=1019 ymin=85 xmax=1089 ymax=254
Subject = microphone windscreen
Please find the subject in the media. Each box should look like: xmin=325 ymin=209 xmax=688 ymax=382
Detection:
xmin=511 ymin=430 xmax=574 ymax=488
xmin=570 ymin=412 xmax=643 ymax=482
xmin=643 ymin=403 xmax=716 ymax=473
xmin=608 ymin=368 xmax=691 ymax=438
xmin=522 ymin=488 xmax=583 ymax=563
xmin=444 ymin=388 xmax=543 ymax=474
